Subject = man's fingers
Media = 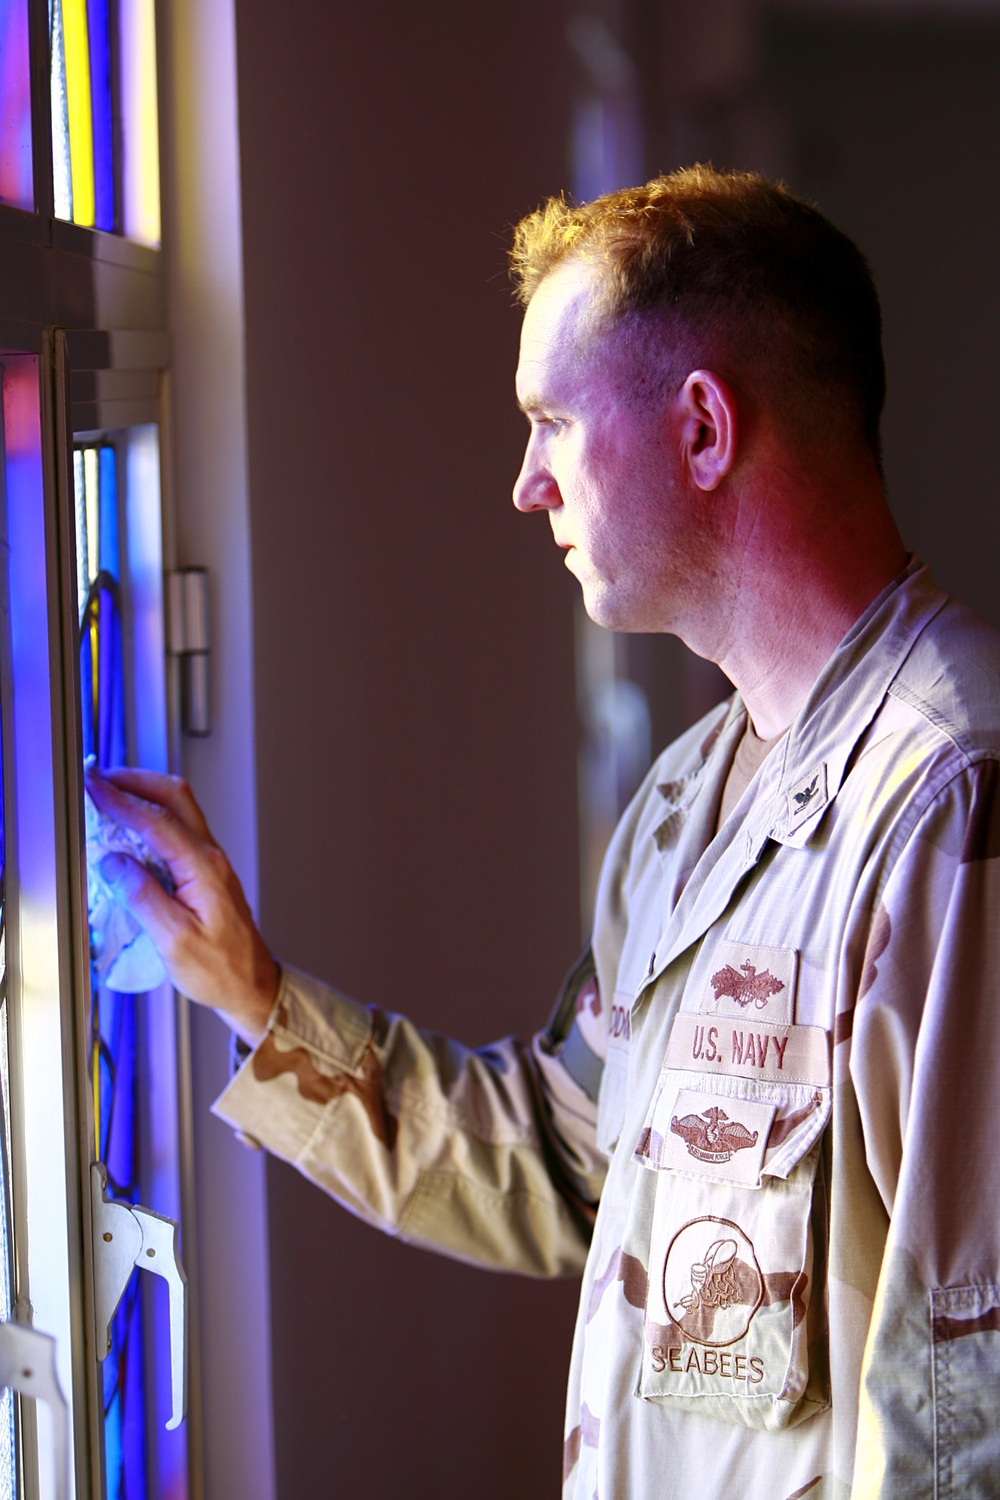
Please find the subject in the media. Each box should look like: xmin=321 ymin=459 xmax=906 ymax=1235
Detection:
xmin=100 ymin=850 xmax=278 ymax=1041
xmin=85 ymin=770 xmax=214 ymax=877
xmin=99 ymin=852 xmax=189 ymax=948
xmin=88 ymin=768 xmax=277 ymax=1034
xmin=87 ymin=765 xmax=215 ymax=842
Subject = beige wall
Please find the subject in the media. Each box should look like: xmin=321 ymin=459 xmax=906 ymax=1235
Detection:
xmin=233 ymin=1 xmax=584 ymax=1493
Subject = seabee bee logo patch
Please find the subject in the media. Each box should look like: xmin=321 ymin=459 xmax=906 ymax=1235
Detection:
xmin=664 ymin=1217 xmax=763 ymax=1347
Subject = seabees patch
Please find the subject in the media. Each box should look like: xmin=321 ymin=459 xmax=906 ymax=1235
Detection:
xmin=664 ymin=1216 xmax=764 ymax=1347
xmin=640 ymin=1201 xmax=815 ymax=1415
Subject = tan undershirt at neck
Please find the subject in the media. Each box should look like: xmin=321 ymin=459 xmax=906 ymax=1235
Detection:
xmin=716 ymin=721 xmax=786 ymax=833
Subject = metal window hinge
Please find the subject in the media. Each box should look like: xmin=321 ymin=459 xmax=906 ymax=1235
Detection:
xmin=0 ymin=1321 xmax=68 ymax=1500
xmin=167 ymin=567 xmax=211 ymax=737
xmin=90 ymin=1162 xmax=187 ymax=1430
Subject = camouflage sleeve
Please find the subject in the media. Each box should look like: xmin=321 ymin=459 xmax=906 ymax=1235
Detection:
xmin=212 ymin=956 xmax=607 ymax=1277
xmin=848 ymin=758 xmax=1000 ymax=1495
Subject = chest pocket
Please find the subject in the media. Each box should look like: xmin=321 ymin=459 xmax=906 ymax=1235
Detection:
xmin=622 ymin=1017 xmax=831 ymax=1432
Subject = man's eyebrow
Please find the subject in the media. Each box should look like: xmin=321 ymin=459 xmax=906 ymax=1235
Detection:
xmin=516 ymin=392 xmax=551 ymax=415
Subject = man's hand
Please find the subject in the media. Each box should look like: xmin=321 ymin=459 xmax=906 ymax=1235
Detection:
xmin=85 ymin=766 xmax=279 ymax=1046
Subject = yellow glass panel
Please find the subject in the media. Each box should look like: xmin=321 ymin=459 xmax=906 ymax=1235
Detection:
xmin=121 ymin=0 xmax=161 ymax=246
xmin=62 ymin=0 xmax=95 ymax=227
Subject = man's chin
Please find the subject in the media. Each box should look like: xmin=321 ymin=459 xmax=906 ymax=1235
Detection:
xmin=570 ymin=560 xmax=639 ymax=630
xmin=580 ymin=586 xmax=630 ymax=633
xmin=579 ymin=582 xmax=662 ymax=635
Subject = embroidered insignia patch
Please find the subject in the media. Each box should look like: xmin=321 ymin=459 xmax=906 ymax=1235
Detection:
xmin=671 ymin=1105 xmax=758 ymax=1163
xmin=664 ymin=1217 xmax=763 ymax=1347
xmin=636 ymin=1086 xmax=775 ymax=1187
xmin=794 ymin=777 xmax=818 ymax=809
xmin=702 ymin=940 xmax=798 ymax=1024
xmin=786 ymin=762 xmax=828 ymax=831
xmin=710 ymin=962 xmax=784 ymax=1010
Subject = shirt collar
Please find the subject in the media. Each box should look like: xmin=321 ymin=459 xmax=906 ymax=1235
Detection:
xmin=747 ymin=558 xmax=948 ymax=850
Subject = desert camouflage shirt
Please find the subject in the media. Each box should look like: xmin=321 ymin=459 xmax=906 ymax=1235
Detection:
xmin=216 ymin=560 xmax=1000 ymax=1498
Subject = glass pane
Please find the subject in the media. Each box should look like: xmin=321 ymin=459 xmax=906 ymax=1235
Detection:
xmin=0 ymin=903 xmax=16 ymax=1500
xmin=62 ymin=0 xmax=95 ymax=226
xmin=0 ymin=702 xmax=16 ymax=1500
xmin=119 ymin=0 xmax=160 ymax=245
xmin=75 ymin=442 xmax=147 ymax=1500
xmin=0 ymin=356 xmax=41 ymax=1500
xmin=50 ymin=0 xmax=116 ymax=231
xmin=88 ymin=0 xmax=114 ymax=231
xmin=50 ymin=0 xmax=73 ymax=220
xmin=0 ymin=0 xmax=33 ymax=211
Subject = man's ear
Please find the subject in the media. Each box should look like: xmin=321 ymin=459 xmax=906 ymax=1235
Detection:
xmin=676 ymin=369 xmax=738 ymax=491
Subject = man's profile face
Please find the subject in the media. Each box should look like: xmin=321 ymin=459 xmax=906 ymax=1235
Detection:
xmin=513 ymin=259 xmax=713 ymax=638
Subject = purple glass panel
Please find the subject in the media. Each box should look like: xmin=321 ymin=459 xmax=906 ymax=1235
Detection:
xmin=0 ymin=0 xmax=33 ymax=211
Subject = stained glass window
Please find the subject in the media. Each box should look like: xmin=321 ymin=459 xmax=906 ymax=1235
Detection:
xmin=0 ymin=674 xmax=17 ymax=1500
xmin=0 ymin=624 xmax=16 ymax=1500
xmin=0 ymin=0 xmax=33 ymax=211
xmin=50 ymin=0 xmax=161 ymax=243
xmin=0 ymin=355 xmax=43 ymax=1500
xmin=75 ymin=440 xmax=147 ymax=1500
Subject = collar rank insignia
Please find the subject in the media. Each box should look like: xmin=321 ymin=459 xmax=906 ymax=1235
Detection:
xmin=710 ymin=961 xmax=785 ymax=1011
xmin=793 ymin=776 xmax=819 ymax=810
xmin=670 ymin=1106 xmax=759 ymax=1165
xmin=786 ymin=761 xmax=829 ymax=831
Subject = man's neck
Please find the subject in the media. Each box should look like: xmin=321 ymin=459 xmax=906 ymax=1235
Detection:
xmin=686 ymin=448 xmax=907 ymax=740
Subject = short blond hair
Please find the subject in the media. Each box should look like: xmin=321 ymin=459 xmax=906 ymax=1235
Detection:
xmin=510 ymin=166 xmax=885 ymax=458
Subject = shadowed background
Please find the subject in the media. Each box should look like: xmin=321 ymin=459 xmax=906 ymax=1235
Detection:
xmin=188 ymin=0 xmax=1000 ymax=1493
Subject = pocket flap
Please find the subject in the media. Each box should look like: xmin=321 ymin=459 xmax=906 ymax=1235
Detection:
xmin=634 ymin=1068 xmax=830 ymax=1191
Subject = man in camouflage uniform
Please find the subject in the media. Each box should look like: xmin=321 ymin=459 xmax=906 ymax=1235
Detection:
xmin=91 ymin=168 xmax=1000 ymax=1496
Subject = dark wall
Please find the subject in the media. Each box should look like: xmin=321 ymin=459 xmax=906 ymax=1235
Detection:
xmin=765 ymin=11 xmax=1000 ymax=631
xmin=233 ymin=2 xmax=583 ymax=1495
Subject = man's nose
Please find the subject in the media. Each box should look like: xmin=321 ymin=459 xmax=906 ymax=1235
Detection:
xmin=512 ymin=443 xmax=560 ymax=513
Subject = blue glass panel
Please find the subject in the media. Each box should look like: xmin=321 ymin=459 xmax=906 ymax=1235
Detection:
xmin=103 ymin=1275 xmax=143 ymax=1500
xmin=99 ymin=990 xmax=144 ymax=1500
xmin=75 ymin=444 xmax=148 ymax=1500
xmin=86 ymin=0 xmax=113 ymax=230
xmin=98 ymin=446 xmax=118 ymax=576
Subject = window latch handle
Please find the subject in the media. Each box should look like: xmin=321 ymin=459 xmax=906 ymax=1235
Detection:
xmin=0 ymin=1320 xmax=69 ymax=1500
xmin=91 ymin=1162 xmax=188 ymax=1429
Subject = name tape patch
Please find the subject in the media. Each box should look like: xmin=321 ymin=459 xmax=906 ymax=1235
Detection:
xmin=666 ymin=1013 xmax=830 ymax=1088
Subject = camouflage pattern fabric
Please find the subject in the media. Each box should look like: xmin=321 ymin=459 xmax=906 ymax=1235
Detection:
xmin=216 ymin=561 xmax=1000 ymax=1497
